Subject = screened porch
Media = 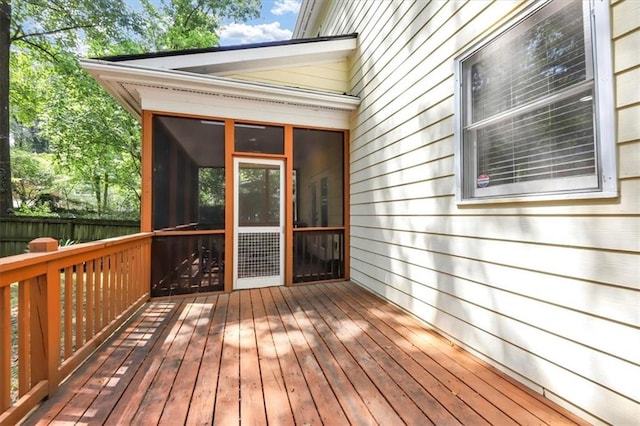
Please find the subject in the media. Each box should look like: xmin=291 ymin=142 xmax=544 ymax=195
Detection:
xmin=149 ymin=114 xmax=349 ymax=296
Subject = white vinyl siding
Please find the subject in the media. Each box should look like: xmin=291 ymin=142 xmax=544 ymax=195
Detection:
xmin=309 ymin=0 xmax=640 ymax=424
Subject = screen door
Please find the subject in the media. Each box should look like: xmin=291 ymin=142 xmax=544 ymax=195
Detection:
xmin=234 ymin=158 xmax=285 ymax=289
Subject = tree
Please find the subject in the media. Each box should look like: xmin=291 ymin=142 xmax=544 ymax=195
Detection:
xmin=0 ymin=1 xmax=10 ymax=215
xmin=0 ymin=0 xmax=140 ymax=216
xmin=4 ymin=0 xmax=261 ymax=217
xmin=10 ymin=50 xmax=50 ymax=153
xmin=39 ymin=54 xmax=142 ymax=215
xmin=10 ymin=147 xmax=54 ymax=208
xmin=139 ymin=0 xmax=260 ymax=51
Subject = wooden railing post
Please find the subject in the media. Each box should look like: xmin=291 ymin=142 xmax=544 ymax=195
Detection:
xmin=28 ymin=238 xmax=60 ymax=396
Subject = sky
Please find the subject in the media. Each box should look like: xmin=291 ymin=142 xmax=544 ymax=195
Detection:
xmin=218 ymin=0 xmax=301 ymax=45
xmin=124 ymin=0 xmax=301 ymax=46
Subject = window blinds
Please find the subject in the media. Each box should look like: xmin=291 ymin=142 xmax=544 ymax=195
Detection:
xmin=465 ymin=1 xmax=596 ymax=189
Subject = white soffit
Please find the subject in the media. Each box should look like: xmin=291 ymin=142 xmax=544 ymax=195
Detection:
xmin=80 ymin=59 xmax=360 ymax=128
xmin=109 ymin=36 xmax=355 ymax=76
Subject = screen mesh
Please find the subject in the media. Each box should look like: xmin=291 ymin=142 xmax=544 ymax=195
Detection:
xmin=237 ymin=232 xmax=280 ymax=278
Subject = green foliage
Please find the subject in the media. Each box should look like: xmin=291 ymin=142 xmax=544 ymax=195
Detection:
xmin=13 ymin=203 xmax=59 ymax=217
xmin=10 ymin=147 xmax=55 ymax=207
xmin=5 ymin=0 xmax=262 ymax=219
xmin=59 ymin=238 xmax=77 ymax=247
xmin=139 ymin=0 xmax=260 ymax=51
xmin=199 ymin=167 xmax=225 ymax=206
xmin=10 ymin=120 xmax=48 ymax=152
xmin=38 ymin=53 xmax=142 ymax=216
xmin=9 ymin=50 xmax=49 ymax=126
xmin=10 ymin=0 xmax=141 ymax=55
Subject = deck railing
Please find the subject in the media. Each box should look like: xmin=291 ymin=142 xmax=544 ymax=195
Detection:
xmin=151 ymin=230 xmax=225 ymax=297
xmin=293 ymin=228 xmax=345 ymax=283
xmin=0 ymin=233 xmax=152 ymax=425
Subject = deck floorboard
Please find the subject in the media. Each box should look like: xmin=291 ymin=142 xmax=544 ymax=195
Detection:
xmin=24 ymin=282 xmax=588 ymax=425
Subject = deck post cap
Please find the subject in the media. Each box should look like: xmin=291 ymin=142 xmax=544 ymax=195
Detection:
xmin=29 ymin=237 xmax=59 ymax=252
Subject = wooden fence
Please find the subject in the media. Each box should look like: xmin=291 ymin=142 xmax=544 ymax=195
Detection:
xmin=0 ymin=217 xmax=140 ymax=258
xmin=0 ymin=234 xmax=152 ymax=425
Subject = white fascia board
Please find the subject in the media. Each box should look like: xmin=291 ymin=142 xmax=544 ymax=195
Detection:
xmin=112 ymin=36 xmax=355 ymax=75
xmin=80 ymin=59 xmax=360 ymax=121
xmin=82 ymin=63 xmax=143 ymax=121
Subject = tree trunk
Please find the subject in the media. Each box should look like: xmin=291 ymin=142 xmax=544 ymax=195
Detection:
xmin=102 ymin=172 xmax=108 ymax=214
xmin=94 ymin=174 xmax=101 ymax=215
xmin=0 ymin=0 xmax=12 ymax=216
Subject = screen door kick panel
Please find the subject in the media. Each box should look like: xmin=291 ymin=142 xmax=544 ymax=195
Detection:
xmin=233 ymin=158 xmax=284 ymax=289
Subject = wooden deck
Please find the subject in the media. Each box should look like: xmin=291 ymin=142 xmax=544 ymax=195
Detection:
xmin=23 ymin=282 xmax=587 ymax=425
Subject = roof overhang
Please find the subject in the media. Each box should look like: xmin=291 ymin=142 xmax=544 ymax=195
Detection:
xmin=104 ymin=34 xmax=356 ymax=76
xmin=81 ymin=34 xmax=360 ymax=129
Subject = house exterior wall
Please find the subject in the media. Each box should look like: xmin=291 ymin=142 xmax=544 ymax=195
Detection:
xmin=309 ymin=1 xmax=640 ymax=424
xmin=225 ymin=61 xmax=350 ymax=94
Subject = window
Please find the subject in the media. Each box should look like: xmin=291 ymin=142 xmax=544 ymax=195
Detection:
xmin=455 ymin=0 xmax=616 ymax=202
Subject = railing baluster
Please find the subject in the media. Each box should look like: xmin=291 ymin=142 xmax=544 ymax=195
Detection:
xmin=18 ymin=280 xmax=31 ymax=397
xmin=110 ymin=257 xmax=115 ymax=319
xmin=329 ymin=233 xmax=335 ymax=278
xmin=192 ymin=236 xmax=198 ymax=290
xmin=114 ymin=252 xmax=121 ymax=318
xmin=64 ymin=266 xmax=73 ymax=359
xmin=86 ymin=260 xmax=94 ymax=341
xmin=94 ymin=258 xmax=102 ymax=334
xmin=0 ymin=285 xmax=10 ymax=411
xmin=30 ymin=275 xmax=47 ymax=388
xmin=45 ymin=261 xmax=61 ymax=395
xmin=134 ymin=246 xmax=140 ymax=303
xmin=292 ymin=228 xmax=345 ymax=283
xmin=122 ymin=251 xmax=128 ymax=311
xmin=75 ymin=262 xmax=84 ymax=349
xmin=128 ymin=249 xmax=133 ymax=304
xmin=103 ymin=256 xmax=110 ymax=325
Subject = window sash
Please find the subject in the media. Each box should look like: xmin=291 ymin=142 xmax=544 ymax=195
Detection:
xmin=458 ymin=0 xmax=605 ymax=200
xmin=463 ymin=1 xmax=593 ymax=126
xmin=467 ymin=88 xmax=598 ymax=192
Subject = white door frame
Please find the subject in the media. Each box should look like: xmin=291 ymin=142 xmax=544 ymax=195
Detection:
xmin=233 ymin=157 xmax=285 ymax=289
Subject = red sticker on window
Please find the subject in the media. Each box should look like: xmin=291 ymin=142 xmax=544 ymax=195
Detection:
xmin=477 ymin=174 xmax=490 ymax=188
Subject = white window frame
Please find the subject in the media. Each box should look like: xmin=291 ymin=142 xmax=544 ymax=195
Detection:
xmin=454 ymin=0 xmax=617 ymax=204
